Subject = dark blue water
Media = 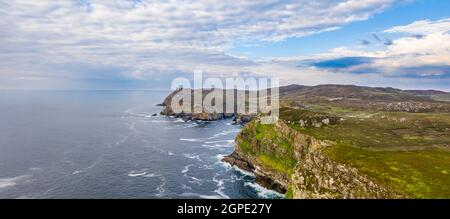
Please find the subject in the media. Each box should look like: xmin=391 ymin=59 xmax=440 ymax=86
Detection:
xmin=0 ymin=91 xmax=282 ymax=199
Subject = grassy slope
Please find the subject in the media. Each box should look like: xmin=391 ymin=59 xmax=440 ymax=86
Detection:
xmin=282 ymin=108 xmax=450 ymax=198
xmin=238 ymin=122 xmax=297 ymax=175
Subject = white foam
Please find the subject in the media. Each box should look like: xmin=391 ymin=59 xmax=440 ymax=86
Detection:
xmin=188 ymin=176 xmax=203 ymax=185
xmin=144 ymin=173 xmax=161 ymax=178
xmin=181 ymin=184 xmax=192 ymax=191
xmin=183 ymin=153 xmax=202 ymax=162
xmin=213 ymin=175 xmax=230 ymax=199
xmin=181 ymin=164 xmax=194 ymax=174
xmin=215 ymin=154 xmax=255 ymax=176
xmin=204 ymin=140 xmax=234 ymax=144
xmin=245 ymin=182 xmax=284 ymax=199
xmin=0 ymin=174 xmax=30 ymax=189
xmin=155 ymin=177 xmax=166 ymax=198
xmin=179 ymin=138 xmax=204 ymax=142
xmin=149 ymin=120 xmax=170 ymax=123
xmin=128 ymin=169 xmax=148 ymax=177
xmin=212 ymin=129 xmax=240 ymax=137
xmin=180 ymin=192 xmax=222 ymax=199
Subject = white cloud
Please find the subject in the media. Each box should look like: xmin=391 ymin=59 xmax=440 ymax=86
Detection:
xmin=384 ymin=18 xmax=450 ymax=34
xmin=270 ymin=18 xmax=450 ymax=82
xmin=0 ymin=0 xmax=403 ymax=89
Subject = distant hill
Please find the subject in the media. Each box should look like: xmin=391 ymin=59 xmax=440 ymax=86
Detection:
xmin=278 ymin=84 xmax=450 ymax=113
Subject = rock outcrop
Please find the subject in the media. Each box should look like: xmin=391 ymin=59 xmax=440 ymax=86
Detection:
xmin=160 ymin=88 xmax=256 ymax=124
xmin=223 ymin=119 xmax=403 ymax=199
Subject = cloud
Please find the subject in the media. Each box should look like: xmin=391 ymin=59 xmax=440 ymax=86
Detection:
xmin=0 ymin=0 xmax=403 ymax=89
xmin=300 ymin=18 xmax=450 ymax=80
xmin=384 ymin=18 xmax=450 ymax=34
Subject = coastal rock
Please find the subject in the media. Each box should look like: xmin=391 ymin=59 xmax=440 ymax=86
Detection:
xmin=223 ymin=119 xmax=403 ymax=199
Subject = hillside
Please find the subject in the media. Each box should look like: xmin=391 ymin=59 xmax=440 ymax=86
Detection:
xmin=161 ymin=84 xmax=450 ymax=198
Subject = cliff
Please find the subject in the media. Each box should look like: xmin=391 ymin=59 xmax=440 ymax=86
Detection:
xmin=159 ymin=88 xmax=256 ymax=124
xmin=223 ymin=107 xmax=450 ymax=198
xmin=223 ymin=119 xmax=401 ymax=198
xmin=160 ymin=85 xmax=450 ymax=198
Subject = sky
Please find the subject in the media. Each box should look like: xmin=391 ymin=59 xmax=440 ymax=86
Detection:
xmin=0 ymin=0 xmax=449 ymax=90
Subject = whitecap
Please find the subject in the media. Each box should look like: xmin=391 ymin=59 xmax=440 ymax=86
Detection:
xmin=128 ymin=169 xmax=148 ymax=177
xmin=181 ymin=184 xmax=192 ymax=191
xmin=181 ymin=164 xmax=194 ymax=174
xmin=183 ymin=153 xmax=202 ymax=162
xmin=72 ymin=170 xmax=82 ymax=175
xmin=179 ymin=138 xmax=204 ymax=142
xmin=204 ymin=140 xmax=234 ymax=144
xmin=188 ymin=176 xmax=203 ymax=185
xmin=215 ymin=155 xmax=255 ymax=176
xmin=245 ymin=182 xmax=284 ymax=199
xmin=212 ymin=129 xmax=240 ymax=138
xmin=0 ymin=174 xmax=30 ymax=189
xmin=155 ymin=177 xmax=166 ymax=198
xmin=144 ymin=173 xmax=161 ymax=178
xmin=180 ymin=192 xmax=222 ymax=199
xmin=213 ymin=175 xmax=230 ymax=199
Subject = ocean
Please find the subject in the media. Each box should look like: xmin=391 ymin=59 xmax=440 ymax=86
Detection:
xmin=0 ymin=90 xmax=282 ymax=199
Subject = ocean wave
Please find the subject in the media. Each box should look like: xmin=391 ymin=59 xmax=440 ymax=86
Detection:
xmin=0 ymin=174 xmax=30 ymax=189
xmin=179 ymin=138 xmax=205 ymax=142
xmin=215 ymin=156 xmax=255 ymax=177
xmin=181 ymin=164 xmax=194 ymax=174
xmin=244 ymin=182 xmax=284 ymax=199
xmin=213 ymin=174 xmax=230 ymax=199
xmin=183 ymin=153 xmax=202 ymax=162
xmin=72 ymin=170 xmax=82 ymax=175
xmin=127 ymin=169 xmax=148 ymax=177
xmin=181 ymin=184 xmax=192 ymax=191
xmin=155 ymin=177 xmax=166 ymax=198
xmin=188 ymin=176 xmax=203 ymax=185
xmin=180 ymin=192 xmax=223 ymax=199
xmin=212 ymin=129 xmax=240 ymax=137
xmin=144 ymin=173 xmax=161 ymax=178
xmin=202 ymin=139 xmax=234 ymax=149
xmin=204 ymin=139 xmax=234 ymax=144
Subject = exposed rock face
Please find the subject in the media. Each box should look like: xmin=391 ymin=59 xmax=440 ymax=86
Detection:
xmin=291 ymin=145 xmax=398 ymax=199
xmin=223 ymin=119 xmax=403 ymax=199
xmin=160 ymin=88 xmax=256 ymax=124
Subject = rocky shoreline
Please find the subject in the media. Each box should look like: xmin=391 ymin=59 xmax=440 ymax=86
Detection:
xmin=158 ymin=85 xmax=450 ymax=199
xmin=222 ymin=151 xmax=287 ymax=194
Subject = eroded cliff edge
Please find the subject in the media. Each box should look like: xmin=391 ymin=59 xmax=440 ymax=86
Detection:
xmin=159 ymin=85 xmax=450 ymax=198
xmin=223 ymin=119 xmax=401 ymax=199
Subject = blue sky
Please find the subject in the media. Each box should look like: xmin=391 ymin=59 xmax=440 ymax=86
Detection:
xmin=229 ymin=0 xmax=450 ymax=58
xmin=0 ymin=0 xmax=449 ymax=90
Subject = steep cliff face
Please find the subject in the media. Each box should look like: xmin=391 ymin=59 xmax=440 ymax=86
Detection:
xmin=160 ymin=88 xmax=256 ymax=124
xmin=223 ymin=119 xmax=402 ymax=199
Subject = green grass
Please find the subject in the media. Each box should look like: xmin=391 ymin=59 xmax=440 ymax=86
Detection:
xmin=285 ymin=186 xmax=294 ymax=199
xmin=325 ymin=142 xmax=450 ymax=198
xmin=258 ymin=154 xmax=296 ymax=175
xmin=280 ymin=107 xmax=450 ymax=197
xmin=240 ymin=108 xmax=450 ymax=198
xmin=237 ymin=121 xmax=297 ymax=176
xmin=289 ymin=111 xmax=450 ymax=150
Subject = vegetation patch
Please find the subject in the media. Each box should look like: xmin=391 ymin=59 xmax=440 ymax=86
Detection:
xmin=325 ymin=142 xmax=450 ymax=198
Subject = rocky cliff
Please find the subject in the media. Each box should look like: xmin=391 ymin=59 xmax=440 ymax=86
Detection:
xmin=160 ymin=88 xmax=256 ymax=124
xmin=223 ymin=119 xmax=404 ymax=199
xmin=160 ymin=85 xmax=450 ymax=198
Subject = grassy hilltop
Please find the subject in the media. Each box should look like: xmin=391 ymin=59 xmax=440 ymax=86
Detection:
xmin=233 ymin=84 xmax=450 ymax=198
